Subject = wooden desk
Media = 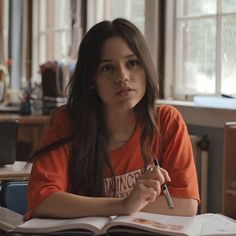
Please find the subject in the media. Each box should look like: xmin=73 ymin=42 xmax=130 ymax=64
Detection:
xmin=0 ymin=114 xmax=49 ymax=161
xmin=0 ymin=161 xmax=32 ymax=181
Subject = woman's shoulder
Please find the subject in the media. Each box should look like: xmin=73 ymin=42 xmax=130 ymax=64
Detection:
xmin=36 ymin=105 xmax=72 ymax=148
xmin=155 ymin=105 xmax=188 ymax=143
xmin=50 ymin=105 xmax=71 ymax=124
xmin=157 ymin=104 xmax=182 ymax=120
xmin=48 ymin=105 xmax=73 ymax=133
xmin=156 ymin=104 xmax=186 ymax=129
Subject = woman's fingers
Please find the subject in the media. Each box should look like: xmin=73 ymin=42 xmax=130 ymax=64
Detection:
xmin=142 ymin=166 xmax=171 ymax=185
xmin=123 ymin=166 xmax=171 ymax=215
xmin=139 ymin=179 xmax=162 ymax=195
xmin=123 ymin=179 xmax=162 ymax=214
xmin=158 ymin=167 xmax=171 ymax=182
xmin=154 ymin=167 xmax=171 ymax=184
xmin=135 ymin=179 xmax=162 ymax=202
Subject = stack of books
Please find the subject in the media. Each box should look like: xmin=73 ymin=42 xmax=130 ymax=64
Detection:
xmin=42 ymin=96 xmax=66 ymax=115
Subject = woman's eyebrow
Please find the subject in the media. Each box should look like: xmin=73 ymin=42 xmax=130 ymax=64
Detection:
xmin=100 ymin=54 xmax=137 ymax=63
xmin=99 ymin=59 xmax=112 ymax=64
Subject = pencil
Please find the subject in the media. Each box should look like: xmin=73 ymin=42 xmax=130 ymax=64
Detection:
xmin=154 ymin=159 xmax=174 ymax=209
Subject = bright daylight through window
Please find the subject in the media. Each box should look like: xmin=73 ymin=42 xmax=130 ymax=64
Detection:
xmin=174 ymin=0 xmax=236 ymax=98
xmin=92 ymin=0 xmax=145 ymax=33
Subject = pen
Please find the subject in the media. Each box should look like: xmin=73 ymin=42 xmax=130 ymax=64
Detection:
xmin=154 ymin=159 xmax=174 ymax=209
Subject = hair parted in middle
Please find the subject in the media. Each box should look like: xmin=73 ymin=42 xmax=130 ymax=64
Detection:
xmin=32 ymin=18 xmax=160 ymax=197
xmin=65 ymin=18 xmax=160 ymax=196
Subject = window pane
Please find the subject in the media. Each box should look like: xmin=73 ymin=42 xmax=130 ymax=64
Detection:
xmin=108 ymin=0 xmax=127 ymax=18
xmin=54 ymin=0 xmax=71 ymax=29
xmin=53 ymin=31 xmax=71 ymax=59
xmin=39 ymin=34 xmax=47 ymax=64
xmin=222 ymin=0 xmax=236 ymax=13
xmin=177 ymin=0 xmax=216 ymax=17
xmin=176 ymin=19 xmax=216 ymax=94
xmin=221 ymin=15 xmax=236 ymax=95
xmin=53 ymin=32 xmax=60 ymax=60
xmin=105 ymin=0 xmax=145 ymax=33
xmin=130 ymin=0 xmax=145 ymax=32
xmin=39 ymin=0 xmax=47 ymax=32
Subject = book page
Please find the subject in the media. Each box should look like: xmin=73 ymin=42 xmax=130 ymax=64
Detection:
xmin=13 ymin=216 xmax=111 ymax=234
xmin=0 ymin=207 xmax=23 ymax=232
xmin=104 ymin=212 xmax=203 ymax=236
xmin=199 ymin=214 xmax=236 ymax=235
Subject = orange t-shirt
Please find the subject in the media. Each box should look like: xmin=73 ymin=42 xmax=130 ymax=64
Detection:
xmin=25 ymin=105 xmax=199 ymax=219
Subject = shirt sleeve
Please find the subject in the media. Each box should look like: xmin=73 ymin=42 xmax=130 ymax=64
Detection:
xmin=25 ymin=106 xmax=72 ymax=220
xmin=158 ymin=105 xmax=200 ymax=202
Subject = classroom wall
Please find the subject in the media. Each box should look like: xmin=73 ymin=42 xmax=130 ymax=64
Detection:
xmin=187 ymin=125 xmax=224 ymax=213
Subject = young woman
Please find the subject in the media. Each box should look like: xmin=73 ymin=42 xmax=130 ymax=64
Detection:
xmin=25 ymin=18 xmax=199 ymax=220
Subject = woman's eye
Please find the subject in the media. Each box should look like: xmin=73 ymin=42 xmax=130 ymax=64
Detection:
xmin=128 ymin=59 xmax=140 ymax=67
xmin=99 ymin=64 xmax=112 ymax=72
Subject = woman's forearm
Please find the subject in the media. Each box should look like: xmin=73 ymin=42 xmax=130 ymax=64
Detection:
xmin=33 ymin=191 xmax=197 ymax=219
xmin=142 ymin=196 xmax=198 ymax=216
xmin=33 ymin=192 xmax=127 ymax=218
xmin=33 ymin=177 xmax=162 ymax=218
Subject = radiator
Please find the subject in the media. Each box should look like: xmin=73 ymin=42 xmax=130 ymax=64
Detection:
xmin=190 ymin=135 xmax=209 ymax=213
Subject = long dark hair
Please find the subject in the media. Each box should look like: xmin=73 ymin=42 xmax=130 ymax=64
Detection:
xmin=31 ymin=18 xmax=159 ymax=197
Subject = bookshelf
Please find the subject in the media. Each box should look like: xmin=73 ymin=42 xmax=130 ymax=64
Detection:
xmin=222 ymin=122 xmax=236 ymax=219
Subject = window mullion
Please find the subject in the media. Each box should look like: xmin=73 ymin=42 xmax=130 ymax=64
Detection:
xmin=46 ymin=0 xmax=54 ymax=60
xmin=164 ymin=0 xmax=175 ymax=99
xmin=215 ymin=0 xmax=222 ymax=95
xmin=126 ymin=0 xmax=131 ymax=18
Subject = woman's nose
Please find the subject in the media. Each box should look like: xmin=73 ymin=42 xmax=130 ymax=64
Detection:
xmin=115 ymin=65 xmax=129 ymax=83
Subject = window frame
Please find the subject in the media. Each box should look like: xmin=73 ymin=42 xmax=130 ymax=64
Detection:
xmin=32 ymin=0 xmax=73 ymax=83
xmin=165 ymin=0 xmax=236 ymax=100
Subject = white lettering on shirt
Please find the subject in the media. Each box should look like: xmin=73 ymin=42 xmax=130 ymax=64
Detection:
xmin=104 ymin=168 xmax=143 ymax=198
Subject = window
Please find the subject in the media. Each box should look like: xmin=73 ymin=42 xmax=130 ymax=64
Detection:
xmin=32 ymin=0 xmax=160 ymax=84
xmin=87 ymin=0 xmax=145 ymax=33
xmin=86 ymin=0 xmax=159 ymax=65
xmin=165 ymin=0 xmax=236 ymax=100
xmin=32 ymin=0 xmax=73 ymax=82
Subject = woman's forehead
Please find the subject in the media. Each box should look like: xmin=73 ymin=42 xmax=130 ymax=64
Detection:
xmin=100 ymin=36 xmax=136 ymax=60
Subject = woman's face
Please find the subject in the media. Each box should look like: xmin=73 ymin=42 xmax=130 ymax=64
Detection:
xmin=95 ymin=36 xmax=146 ymax=112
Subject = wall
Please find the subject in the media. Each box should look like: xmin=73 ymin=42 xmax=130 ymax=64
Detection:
xmin=188 ymin=125 xmax=224 ymax=213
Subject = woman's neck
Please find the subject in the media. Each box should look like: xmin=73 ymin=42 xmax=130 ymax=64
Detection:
xmin=106 ymin=109 xmax=136 ymax=149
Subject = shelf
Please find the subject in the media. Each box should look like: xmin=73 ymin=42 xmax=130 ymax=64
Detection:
xmin=226 ymin=189 xmax=236 ymax=196
xmin=223 ymin=124 xmax=236 ymax=217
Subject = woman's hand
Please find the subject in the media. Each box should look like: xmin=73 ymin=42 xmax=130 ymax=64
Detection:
xmin=122 ymin=166 xmax=171 ymax=215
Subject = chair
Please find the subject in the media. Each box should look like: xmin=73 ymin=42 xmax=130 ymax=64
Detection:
xmin=0 ymin=121 xmax=18 ymax=166
xmin=0 ymin=181 xmax=28 ymax=215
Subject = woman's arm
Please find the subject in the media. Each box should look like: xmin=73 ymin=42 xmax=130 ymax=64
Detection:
xmin=33 ymin=192 xmax=125 ymax=218
xmin=32 ymin=160 xmax=197 ymax=218
xmin=140 ymin=165 xmax=198 ymax=216
xmin=33 ymin=177 xmax=162 ymax=218
xmin=142 ymin=196 xmax=198 ymax=216
xmin=154 ymin=106 xmax=200 ymax=216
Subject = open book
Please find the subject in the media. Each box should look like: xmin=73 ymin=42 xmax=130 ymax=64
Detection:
xmin=1 ymin=207 xmax=236 ymax=236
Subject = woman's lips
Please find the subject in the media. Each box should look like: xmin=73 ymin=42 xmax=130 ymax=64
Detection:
xmin=115 ymin=87 xmax=134 ymax=96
